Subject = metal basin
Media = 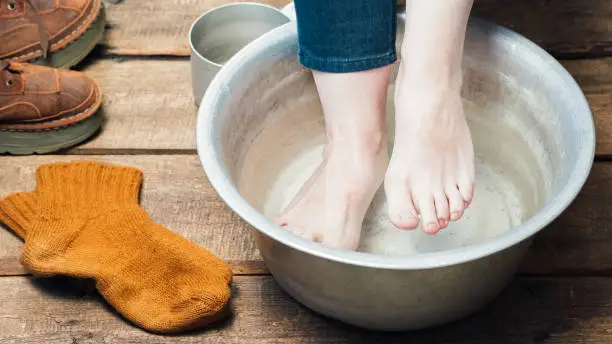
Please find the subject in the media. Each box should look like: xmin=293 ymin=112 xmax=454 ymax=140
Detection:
xmin=196 ymin=14 xmax=595 ymax=330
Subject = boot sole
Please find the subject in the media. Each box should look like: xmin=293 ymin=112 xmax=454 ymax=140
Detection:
xmin=30 ymin=3 xmax=106 ymax=69
xmin=0 ymin=113 xmax=103 ymax=155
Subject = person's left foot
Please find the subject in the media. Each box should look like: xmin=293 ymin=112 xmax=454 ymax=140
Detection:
xmin=276 ymin=138 xmax=388 ymax=250
xmin=385 ymin=66 xmax=474 ymax=234
xmin=275 ymin=67 xmax=392 ymax=250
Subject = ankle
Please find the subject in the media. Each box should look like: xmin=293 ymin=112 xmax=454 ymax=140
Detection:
xmin=399 ymin=61 xmax=462 ymax=92
xmin=326 ymin=128 xmax=387 ymax=160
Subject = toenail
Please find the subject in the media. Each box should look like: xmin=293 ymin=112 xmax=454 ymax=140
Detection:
xmin=451 ymin=211 xmax=461 ymax=219
xmin=426 ymin=223 xmax=438 ymax=232
xmin=403 ymin=213 xmax=417 ymax=220
xmin=312 ymin=234 xmax=323 ymax=243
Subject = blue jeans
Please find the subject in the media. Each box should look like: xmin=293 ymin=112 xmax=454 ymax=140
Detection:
xmin=293 ymin=0 xmax=397 ymax=73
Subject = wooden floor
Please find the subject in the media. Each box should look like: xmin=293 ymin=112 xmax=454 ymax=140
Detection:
xmin=1 ymin=0 xmax=612 ymax=342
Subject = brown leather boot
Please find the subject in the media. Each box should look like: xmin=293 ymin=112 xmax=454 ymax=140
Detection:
xmin=0 ymin=61 xmax=103 ymax=154
xmin=0 ymin=0 xmax=105 ymax=69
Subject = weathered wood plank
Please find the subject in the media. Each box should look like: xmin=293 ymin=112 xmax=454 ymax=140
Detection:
xmin=101 ymin=0 xmax=612 ymax=58
xmin=523 ymin=161 xmax=612 ymax=275
xmin=0 ymin=275 xmax=612 ymax=343
xmin=73 ymin=58 xmax=612 ymax=154
xmin=562 ymin=58 xmax=612 ymax=157
xmin=102 ymin=0 xmax=290 ymax=56
xmin=0 ymin=155 xmax=259 ymax=276
xmin=75 ymin=59 xmax=197 ymax=151
xmin=472 ymin=0 xmax=612 ymax=58
xmin=1 ymin=156 xmax=612 ymax=277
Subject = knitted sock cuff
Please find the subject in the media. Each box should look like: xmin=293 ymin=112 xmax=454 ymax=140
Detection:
xmin=36 ymin=161 xmax=143 ymax=216
xmin=0 ymin=192 xmax=37 ymax=239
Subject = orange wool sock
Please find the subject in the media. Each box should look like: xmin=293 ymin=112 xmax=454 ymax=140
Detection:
xmin=0 ymin=162 xmax=232 ymax=333
xmin=0 ymin=192 xmax=35 ymax=239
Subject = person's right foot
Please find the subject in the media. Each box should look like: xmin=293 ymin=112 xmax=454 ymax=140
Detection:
xmin=0 ymin=0 xmax=105 ymax=69
xmin=0 ymin=61 xmax=103 ymax=155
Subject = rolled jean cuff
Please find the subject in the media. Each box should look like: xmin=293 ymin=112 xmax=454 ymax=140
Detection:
xmin=294 ymin=0 xmax=397 ymax=74
xmin=298 ymin=51 xmax=397 ymax=73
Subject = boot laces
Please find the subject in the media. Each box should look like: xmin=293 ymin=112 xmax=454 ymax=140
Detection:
xmin=6 ymin=0 xmax=50 ymax=58
xmin=25 ymin=0 xmax=50 ymax=58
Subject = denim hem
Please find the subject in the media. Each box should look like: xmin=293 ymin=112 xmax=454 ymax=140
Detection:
xmin=299 ymin=51 xmax=397 ymax=73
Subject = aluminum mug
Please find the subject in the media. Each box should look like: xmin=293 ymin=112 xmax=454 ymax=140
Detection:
xmin=189 ymin=2 xmax=292 ymax=106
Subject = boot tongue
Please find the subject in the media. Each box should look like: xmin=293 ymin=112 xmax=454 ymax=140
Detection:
xmin=26 ymin=0 xmax=50 ymax=58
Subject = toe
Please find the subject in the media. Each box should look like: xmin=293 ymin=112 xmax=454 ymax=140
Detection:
xmin=446 ymin=187 xmax=465 ymax=221
xmin=458 ymin=181 xmax=474 ymax=206
xmin=275 ymin=219 xmax=306 ymax=237
xmin=386 ymin=181 xmax=420 ymax=230
xmin=434 ymin=193 xmax=450 ymax=229
xmin=417 ymin=195 xmax=439 ymax=235
xmin=392 ymin=212 xmax=420 ymax=230
xmin=59 ymin=69 xmax=99 ymax=109
xmin=275 ymin=218 xmax=289 ymax=227
xmin=458 ymin=164 xmax=475 ymax=206
xmin=311 ymin=233 xmax=324 ymax=243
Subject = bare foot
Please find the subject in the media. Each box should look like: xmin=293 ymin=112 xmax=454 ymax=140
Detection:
xmin=276 ymin=67 xmax=391 ymax=250
xmin=276 ymin=141 xmax=387 ymax=250
xmin=385 ymin=0 xmax=475 ymax=234
xmin=386 ymin=69 xmax=474 ymax=234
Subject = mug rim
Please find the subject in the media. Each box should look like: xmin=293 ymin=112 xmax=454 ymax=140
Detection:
xmin=188 ymin=2 xmax=290 ymax=68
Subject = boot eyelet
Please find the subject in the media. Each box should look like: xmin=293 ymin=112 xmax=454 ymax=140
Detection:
xmin=5 ymin=79 xmax=13 ymax=87
xmin=8 ymin=1 xmax=16 ymax=10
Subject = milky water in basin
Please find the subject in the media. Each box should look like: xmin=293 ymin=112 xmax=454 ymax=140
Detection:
xmin=235 ymin=60 xmax=556 ymax=256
